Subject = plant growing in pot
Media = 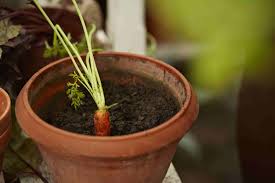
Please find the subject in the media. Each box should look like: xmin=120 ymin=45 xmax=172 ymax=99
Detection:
xmin=0 ymin=88 xmax=11 ymax=169
xmin=15 ymin=0 xmax=199 ymax=182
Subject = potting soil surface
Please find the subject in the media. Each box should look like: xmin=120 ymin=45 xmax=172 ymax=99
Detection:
xmin=42 ymin=73 xmax=180 ymax=136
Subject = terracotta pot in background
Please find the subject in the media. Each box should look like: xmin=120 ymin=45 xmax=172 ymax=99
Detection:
xmin=0 ymin=88 xmax=11 ymax=169
xmin=15 ymin=52 xmax=198 ymax=183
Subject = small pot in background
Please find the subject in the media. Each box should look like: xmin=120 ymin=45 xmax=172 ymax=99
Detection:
xmin=0 ymin=88 xmax=11 ymax=168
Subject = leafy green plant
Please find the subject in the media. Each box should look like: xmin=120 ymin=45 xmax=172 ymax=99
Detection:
xmin=43 ymin=31 xmax=70 ymax=58
xmin=43 ymin=31 xmax=87 ymax=59
xmin=33 ymin=0 xmax=113 ymax=136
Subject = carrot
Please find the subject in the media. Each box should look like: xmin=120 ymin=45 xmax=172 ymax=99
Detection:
xmin=94 ymin=109 xmax=110 ymax=136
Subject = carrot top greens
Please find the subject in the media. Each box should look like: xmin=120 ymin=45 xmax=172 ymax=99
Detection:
xmin=33 ymin=0 xmax=107 ymax=111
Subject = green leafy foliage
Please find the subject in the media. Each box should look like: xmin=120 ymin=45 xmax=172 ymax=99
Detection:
xmin=43 ymin=32 xmax=85 ymax=59
xmin=43 ymin=24 xmax=102 ymax=59
xmin=43 ymin=32 xmax=68 ymax=58
xmin=66 ymin=72 xmax=85 ymax=110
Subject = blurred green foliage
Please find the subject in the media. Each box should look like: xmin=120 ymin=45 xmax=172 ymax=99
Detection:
xmin=148 ymin=0 xmax=275 ymax=93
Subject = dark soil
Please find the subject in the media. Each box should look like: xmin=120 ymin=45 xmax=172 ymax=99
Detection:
xmin=42 ymin=73 xmax=180 ymax=136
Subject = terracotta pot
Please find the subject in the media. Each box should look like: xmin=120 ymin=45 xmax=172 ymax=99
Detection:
xmin=17 ymin=7 xmax=84 ymax=82
xmin=15 ymin=52 xmax=198 ymax=183
xmin=0 ymin=88 xmax=11 ymax=169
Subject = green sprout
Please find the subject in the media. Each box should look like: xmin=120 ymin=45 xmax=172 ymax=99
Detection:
xmin=66 ymin=72 xmax=85 ymax=110
xmin=33 ymin=0 xmax=106 ymax=111
xmin=43 ymin=26 xmax=101 ymax=59
xmin=43 ymin=31 xmax=73 ymax=58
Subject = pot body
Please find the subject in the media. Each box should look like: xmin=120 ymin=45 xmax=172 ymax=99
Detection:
xmin=39 ymin=142 xmax=177 ymax=183
xmin=0 ymin=88 xmax=11 ymax=169
xmin=16 ymin=52 xmax=198 ymax=183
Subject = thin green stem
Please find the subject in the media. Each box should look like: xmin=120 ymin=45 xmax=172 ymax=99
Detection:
xmin=55 ymin=25 xmax=100 ymax=106
xmin=53 ymin=30 xmax=57 ymax=46
xmin=72 ymin=0 xmax=105 ymax=109
xmin=70 ymin=5 xmax=104 ymax=107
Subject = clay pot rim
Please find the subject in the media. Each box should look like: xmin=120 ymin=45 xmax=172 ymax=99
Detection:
xmin=20 ymin=51 xmax=192 ymax=142
xmin=0 ymin=88 xmax=11 ymax=124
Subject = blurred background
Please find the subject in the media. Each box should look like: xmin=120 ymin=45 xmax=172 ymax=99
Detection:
xmin=147 ymin=1 xmax=275 ymax=183
xmin=1 ymin=0 xmax=275 ymax=182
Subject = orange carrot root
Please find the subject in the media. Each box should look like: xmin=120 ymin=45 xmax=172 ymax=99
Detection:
xmin=94 ymin=109 xmax=111 ymax=136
